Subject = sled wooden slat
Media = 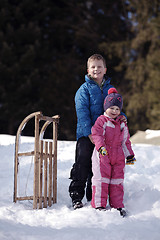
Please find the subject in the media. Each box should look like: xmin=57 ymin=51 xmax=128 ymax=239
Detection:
xmin=17 ymin=196 xmax=33 ymax=201
xmin=16 ymin=196 xmax=55 ymax=201
xmin=13 ymin=112 xmax=59 ymax=209
xmin=39 ymin=141 xmax=43 ymax=209
xmin=17 ymin=151 xmax=54 ymax=158
xmin=33 ymin=115 xmax=40 ymax=209
xmin=18 ymin=151 xmax=35 ymax=157
xmin=39 ymin=115 xmax=59 ymax=123
xmin=43 ymin=141 xmax=48 ymax=208
xmin=48 ymin=142 xmax=53 ymax=207
xmin=53 ymin=121 xmax=58 ymax=204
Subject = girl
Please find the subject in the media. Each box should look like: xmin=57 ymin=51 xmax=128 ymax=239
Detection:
xmin=91 ymin=88 xmax=136 ymax=217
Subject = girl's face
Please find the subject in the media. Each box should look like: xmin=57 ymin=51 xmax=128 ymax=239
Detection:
xmin=87 ymin=59 xmax=107 ymax=83
xmin=105 ymin=106 xmax=120 ymax=119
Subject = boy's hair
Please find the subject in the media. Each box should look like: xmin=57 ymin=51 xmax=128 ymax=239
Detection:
xmin=87 ymin=54 xmax=106 ymax=68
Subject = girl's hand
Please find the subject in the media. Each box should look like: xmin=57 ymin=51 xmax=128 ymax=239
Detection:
xmin=99 ymin=147 xmax=108 ymax=156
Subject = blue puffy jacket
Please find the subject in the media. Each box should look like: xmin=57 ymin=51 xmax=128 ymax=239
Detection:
xmin=75 ymin=74 xmax=114 ymax=140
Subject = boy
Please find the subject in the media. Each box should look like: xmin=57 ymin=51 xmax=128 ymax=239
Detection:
xmin=69 ymin=54 xmax=125 ymax=209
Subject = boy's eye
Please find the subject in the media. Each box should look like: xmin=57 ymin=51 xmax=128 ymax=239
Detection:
xmin=91 ymin=65 xmax=102 ymax=69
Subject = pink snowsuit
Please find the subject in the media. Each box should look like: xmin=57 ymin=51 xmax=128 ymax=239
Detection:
xmin=91 ymin=113 xmax=134 ymax=209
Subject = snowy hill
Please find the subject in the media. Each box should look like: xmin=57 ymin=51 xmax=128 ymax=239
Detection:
xmin=0 ymin=134 xmax=160 ymax=240
xmin=130 ymin=129 xmax=160 ymax=145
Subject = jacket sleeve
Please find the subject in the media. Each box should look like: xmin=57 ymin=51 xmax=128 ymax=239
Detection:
xmin=75 ymin=85 xmax=92 ymax=137
xmin=91 ymin=116 xmax=106 ymax=151
xmin=121 ymin=122 xmax=135 ymax=158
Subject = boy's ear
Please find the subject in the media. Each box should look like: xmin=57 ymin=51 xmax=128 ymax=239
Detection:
xmin=105 ymin=67 xmax=107 ymax=73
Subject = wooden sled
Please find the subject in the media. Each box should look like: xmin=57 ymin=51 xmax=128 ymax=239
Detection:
xmin=13 ymin=112 xmax=60 ymax=209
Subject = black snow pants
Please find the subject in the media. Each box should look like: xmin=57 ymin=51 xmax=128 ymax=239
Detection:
xmin=69 ymin=137 xmax=94 ymax=203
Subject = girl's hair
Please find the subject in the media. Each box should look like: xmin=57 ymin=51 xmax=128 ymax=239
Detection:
xmin=87 ymin=54 xmax=106 ymax=68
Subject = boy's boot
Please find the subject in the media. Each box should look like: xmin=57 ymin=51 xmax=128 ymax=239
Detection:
xmin=69 ymin=189 xmax=84 ymax=210
xmin=73 ymin=200 xmax=83 ymax=210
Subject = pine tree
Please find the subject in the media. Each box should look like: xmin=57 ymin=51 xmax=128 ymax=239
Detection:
xmin=124 ymin=0 xmax=160 ymax=134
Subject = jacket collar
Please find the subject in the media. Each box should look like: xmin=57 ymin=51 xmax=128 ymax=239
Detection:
xmin=85 ymin=74 xmax=111 ymax=86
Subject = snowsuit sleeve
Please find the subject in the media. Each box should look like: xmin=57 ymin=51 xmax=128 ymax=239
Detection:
xmin=91 ymin=116 xmax=106 ymax=151
xmin=121 ymin=122 xmax=135 ymax=158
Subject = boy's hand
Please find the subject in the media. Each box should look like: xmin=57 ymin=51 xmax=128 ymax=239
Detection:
xmin=99 ymin=147 xmax=108 ymax=156
xmin=126 ymin=156 xmax=136 ymax=165
xmin=88 ymin=134 xmax=94 ymax=144
xmin=121 ymin=115 xmax=127 ymax=123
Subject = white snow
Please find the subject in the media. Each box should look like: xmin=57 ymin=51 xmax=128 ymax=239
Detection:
xmin=0 ymin=134 xmax=160 ymax=240
xmin=145 ymin=129 xmax=160 ymax=139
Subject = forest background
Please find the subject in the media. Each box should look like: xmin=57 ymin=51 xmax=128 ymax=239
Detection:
xmin=0 ymin=0 xmax=160 ymax=140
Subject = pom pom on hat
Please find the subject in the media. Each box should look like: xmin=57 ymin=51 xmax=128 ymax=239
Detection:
xmin=104 ymin=88 xmax=123 ymax=111
xmin=108 ymin=88 xmax=118 ymax=95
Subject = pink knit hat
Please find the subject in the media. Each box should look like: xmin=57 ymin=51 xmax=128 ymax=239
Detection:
xmin=104 ymin=88 xmax=123 ymax=111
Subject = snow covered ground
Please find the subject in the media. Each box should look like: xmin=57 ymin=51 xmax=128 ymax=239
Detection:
xmin=0 ymin=133 xmax=160 ymax=240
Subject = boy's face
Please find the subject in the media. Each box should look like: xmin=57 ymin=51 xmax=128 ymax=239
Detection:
xmin=105 ymin=106 xmax=120 ymax=119
xmin=87 ymin=59 xmax=107 ymax=83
